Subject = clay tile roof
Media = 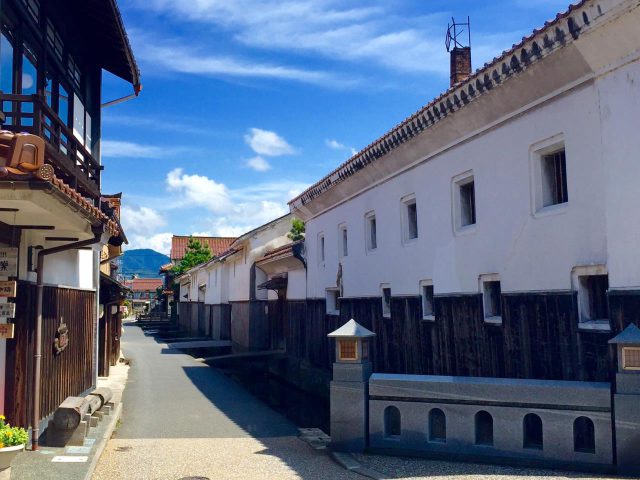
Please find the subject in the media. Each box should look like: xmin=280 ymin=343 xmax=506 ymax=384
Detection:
xmin=170 ymin=236 xmax=236 ymax=262
xmin=258 ymin=241 xmax=300 ymax=263
xmin=124 ymin=278 xmax=163 ymax=292
xmin=289 ymin=0 xmax=591 ymax=208
xmin=159 ymin=263 xmax=174 ymax=273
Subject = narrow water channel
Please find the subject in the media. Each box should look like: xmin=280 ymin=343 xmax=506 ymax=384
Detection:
xmin=217 ymin=365 xmax=330 ymax=434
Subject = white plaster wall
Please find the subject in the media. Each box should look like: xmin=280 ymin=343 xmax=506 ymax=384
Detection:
xmin=77 ymin=249 xmax=95 ymax=289
xmin=305 ymin=81 xmax=608 ymax=298
xmin=600 ymin=60 xmax=640 ymax=288
xmin=287 ymin=268 xmax=307 ymax=300
xmin=228 ymin=255 xmax=250 ymax=302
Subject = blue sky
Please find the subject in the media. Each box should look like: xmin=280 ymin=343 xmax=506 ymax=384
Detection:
xmin=100 ymin=0 xmax=572 ymax=254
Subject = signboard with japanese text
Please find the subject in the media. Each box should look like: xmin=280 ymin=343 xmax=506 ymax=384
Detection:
xmin=0 ymin=248 xmax=18 ymax=277
xmin=0 ymin=303 xmax=16 ymax=318
xmin=0 ymin=323 xmax=15 ymax=339
xmin=0 ymin=281 xmax=17 ymax=298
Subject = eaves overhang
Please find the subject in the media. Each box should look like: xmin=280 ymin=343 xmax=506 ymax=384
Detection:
xmin=288 ymin=0 xmax=639 ymax=220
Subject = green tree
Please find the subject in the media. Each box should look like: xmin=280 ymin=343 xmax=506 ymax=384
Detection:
xmin=287 ymin=218 xmax=305 ymax=241
xmin=173 ymin=237 xmax=212 ymax=275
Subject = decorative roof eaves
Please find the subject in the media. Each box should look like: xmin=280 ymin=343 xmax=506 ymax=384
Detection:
xmin=289 ymin=0 xmax=599 ymax=210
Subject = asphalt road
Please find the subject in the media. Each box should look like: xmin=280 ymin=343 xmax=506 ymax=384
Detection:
xmin=92 ymin=323 xmax=359 ymax=480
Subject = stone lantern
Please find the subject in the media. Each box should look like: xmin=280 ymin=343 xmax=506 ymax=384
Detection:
xmin=609 ymin=323 xmax=640 ymax=475
xmin=328 ymin=319 xmax=375 ymax=452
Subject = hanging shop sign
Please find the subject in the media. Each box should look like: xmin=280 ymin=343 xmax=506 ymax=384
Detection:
xmin=0 ymin=248 xmax=18 ymax=277
xmin=0 ymin=281 xmax=17 ymax=298
xmin=0 ymin=323 xmax=15 ymax=339
xmin=0 ymin=303 xmax=16 ymax=318
xmin=54 ymin=318 xmax=69 ymax=355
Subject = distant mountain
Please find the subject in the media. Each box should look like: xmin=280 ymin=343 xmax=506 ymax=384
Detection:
xmin=120 ymin=249 xmax=170 ymax=279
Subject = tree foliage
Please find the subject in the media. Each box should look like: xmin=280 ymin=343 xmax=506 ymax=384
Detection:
xmin=287 ymin=218 xmax=306 ymax=241
xmin=173 ymin=237 xmax=212 ymax=275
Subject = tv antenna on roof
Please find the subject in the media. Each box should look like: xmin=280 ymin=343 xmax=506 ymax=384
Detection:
xmin=446 ymin=16 xmax=471 ymax=52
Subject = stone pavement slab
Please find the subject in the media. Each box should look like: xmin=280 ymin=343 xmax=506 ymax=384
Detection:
xmin=166 ymin=340 xmax=232 ymax=350
xmin=10 ymin=361 xmax=129 ymax=480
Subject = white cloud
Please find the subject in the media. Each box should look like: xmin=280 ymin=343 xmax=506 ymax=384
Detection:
xmin=120 ymin=206 xmax=173 ymax=253
xmin=166 ymin=168 xmax=232 ymax=213
xmin=102 ymin=140 xmax=165 ymax=159
xmin=129 ymin=31 xmax=347 ymax=86
xmin=246 ymin=156 xmax=272 ymax=172
xmin=325 ymin=139 xmax=345 ymax=150
xmin=244 ymin=128 xmax=296 ymax=157
xmin=164 ymin=168 xmax=307 ymax=237
xmin=127 ymin=232 xmax=173 ymax=254
xmin=131 ymin=0 xmax=450 ymax=75
xmin=121 ymin=205 xmax=167 ymax=236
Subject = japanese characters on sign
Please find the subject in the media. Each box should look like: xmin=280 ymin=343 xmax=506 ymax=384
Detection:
xmin=0 ymin=281 xmax=17 ymax=298
xmin=0 ymin=303 xmax=16 ymax=318
xmin=0 ymin=323 xmax=15 ymax=339
xmin=0 ymin=248 xmax=18 ymax=277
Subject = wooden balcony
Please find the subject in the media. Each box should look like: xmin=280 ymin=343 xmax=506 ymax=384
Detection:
xmin=0 ymin=93 xmax=101 ymax=199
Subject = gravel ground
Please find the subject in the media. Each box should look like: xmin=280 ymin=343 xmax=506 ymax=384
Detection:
xmin=93 ymin=437 xmax=359 ymax=480
xmin=355 ymin=453 xmax=621 ymax=480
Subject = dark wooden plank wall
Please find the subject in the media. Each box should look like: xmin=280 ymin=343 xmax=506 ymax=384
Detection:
xmin=280 ymin=292 xmax=620 ymax=383
xmin=5 ymin=282 xmax=96 ymax=427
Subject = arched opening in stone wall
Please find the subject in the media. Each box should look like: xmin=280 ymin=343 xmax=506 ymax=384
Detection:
xmin=429 ymin=408 xmax=446 ymax=442
xmin=523 ymin=413 xmax=543 ymax=449
xmin=475 ymin=410 xmax=494 ymax=446
xmin=384 ymin=406 xmax=401 ymax=438
xmin=573 ymin=416 xmax=595 ymax=453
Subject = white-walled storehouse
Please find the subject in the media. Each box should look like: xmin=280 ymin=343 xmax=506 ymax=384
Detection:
xmin=177 ymin=214 xmax=300 ymax=349
xmin=289 ymin=0 xmax=640 ymax=381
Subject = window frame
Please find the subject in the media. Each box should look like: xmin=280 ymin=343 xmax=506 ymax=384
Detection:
xmin=401 ymin=194 xmax=418 ymax=244
xmin=419 ymin=279 xmax=435 ymax=321
xmin=317 ymin=232 xmax=325 ymax=266
xmin=571 ymin=265 xmax=610 ymax=331
xmin=480 ymin=273 xmax=502 ymax=325
xmin=364 ymin=211 xmax=377 ymax=253
xmin=381 ymin=284 xmax=391 ymax=318
xmin=530 ymin=135 xmax=569 ymax=217
xmin=325 ymin=287 xmax=340 ymax=315
xmin=338 ymin=223 xmax=348 ymax=258
xmin=452 ymin=171 xmax=477 ymax=235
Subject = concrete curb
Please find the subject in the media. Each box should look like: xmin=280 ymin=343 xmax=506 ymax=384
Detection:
xmin=329 ymin=451 xmax=389 ymax=479
xmin=82 ymin=402 xmax=122 ymax=480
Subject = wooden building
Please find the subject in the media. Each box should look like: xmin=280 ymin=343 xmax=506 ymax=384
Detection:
xmin=0 ymin=0 xmax=139 ymax=445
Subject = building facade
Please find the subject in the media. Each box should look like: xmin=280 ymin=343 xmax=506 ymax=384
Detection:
xmin=289 ymin=0 xmax=640 ymax=384
xmin=0 ymin=0 xmax=139 ymax=444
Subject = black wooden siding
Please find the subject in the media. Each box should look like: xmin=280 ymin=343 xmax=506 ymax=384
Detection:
xmin=280 ymin=291 xmax=626 ymax=383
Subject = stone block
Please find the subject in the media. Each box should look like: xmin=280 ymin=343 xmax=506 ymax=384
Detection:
xmin=330 ymin=381 xmax=368 ymax=453
xmin=614 ymin=393 xmax=640 ymax=475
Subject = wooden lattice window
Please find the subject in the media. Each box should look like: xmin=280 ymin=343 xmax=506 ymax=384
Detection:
xmin=622 ymin=347 xmax=640 ymax=370
xmin=338 ymin=339 xmax=358 ymax=361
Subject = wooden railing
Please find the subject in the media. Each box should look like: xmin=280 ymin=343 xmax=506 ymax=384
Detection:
xmin=0 ymin=93 xmax=101 ymax=198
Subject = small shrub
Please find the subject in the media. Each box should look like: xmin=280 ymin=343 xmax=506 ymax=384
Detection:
xmin=0 ymin=415 xmax=27 ymax=447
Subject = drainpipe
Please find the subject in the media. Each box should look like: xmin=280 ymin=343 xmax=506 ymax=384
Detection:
xmin=31 ymin=226 xmax=104 ymax=450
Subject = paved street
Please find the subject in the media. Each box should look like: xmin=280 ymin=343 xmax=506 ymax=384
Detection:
xmin=92 ymin=324 xmax=358 ymax=480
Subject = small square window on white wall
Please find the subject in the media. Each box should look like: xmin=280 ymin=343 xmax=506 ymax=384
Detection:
xmin=326 ymin=288 xmax=340 ymax=315
xmin=381 ymin=284 xmax=391 ymax=318
xmin=419 ymin=280 xmax=435 ymax=321
xmin=452 ymin=171 xmax=476 ymax=233
xmin=365 ymin=211 xmax=377 ymax=252
xmin=401 ymin=195 xmax=418 ymax=243
xmin=571 ymin=265 xmax=609 ymax=331
xmin=530 ymin=135 xmax=569 ymax=215
xmin=479 ymin=274 xmax=502 ymax=324
xmin=338 ymin=224 xmax=348 ymax=257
